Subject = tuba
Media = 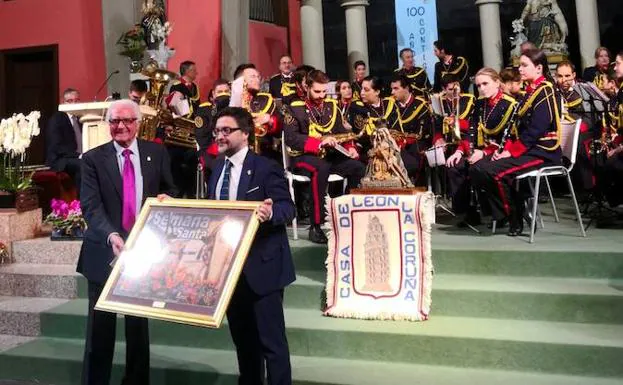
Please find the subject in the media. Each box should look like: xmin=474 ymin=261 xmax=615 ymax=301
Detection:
xmin=138 ymin=61 xmax=200 ymax=149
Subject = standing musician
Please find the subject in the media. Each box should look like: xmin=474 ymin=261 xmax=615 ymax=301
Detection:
xmin=433 ymin=40 xmax=470 ymax=93
xmin=470 ymin=48 xmax=562 ymax=236
xmin=395 ymin=48 xmax=432 ymax=98
xmin=555 ymin=60 xmax=594 ymax=192
xmin=196 ymin=79 xmax=232 ymax=178
xmin=582 ymin=47 xmax=612 ymax=89
xmin=445 ymin=68 xmax=518 ymax=226
xmin=169 ymin=60 xmax=201 ymax=114
xmin=390 ymin=75 xmax=433 ymax=185
xmin=600 ymin=52 xmax=623 ymax=207
xmin=269 ymin=54 xmax=297 ymax=105
xmin=234 ymin=65 xmax=282 ymax=162
xmin=351 ymin=60 xmax=367 ymax=101
xmin=432 ymin=74 xmax=476 ymax=150
xmin=283 ymin=70 xmax=365 ymax=244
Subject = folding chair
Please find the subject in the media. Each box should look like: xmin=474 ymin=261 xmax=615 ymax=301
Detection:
xmin=281 ymin=132 xmax=347 ymax=240
xmin=515 ymin=119 xmax=587 ymax=243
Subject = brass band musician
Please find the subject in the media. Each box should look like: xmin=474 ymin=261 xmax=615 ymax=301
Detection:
xmin=433 ymin=74 xmax=476 ymax=149
xmin=433 ymin=40 xmax=470 ymax=93
xmin=445 ymin=68 xmax=518 ymax=226
xmin=283 ymin=70 xmax=365 ymax=244
xmin=351 ymin=60 xmax=367 ymax=101
xmin=394 ymin=48 xmax=432 ymax=98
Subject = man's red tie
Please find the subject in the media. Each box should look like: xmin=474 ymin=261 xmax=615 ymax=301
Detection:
xmin=122 ymin=149 xmax=136 ymax=232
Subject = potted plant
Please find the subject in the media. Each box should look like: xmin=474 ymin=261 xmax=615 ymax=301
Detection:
xmin=44 ymin=199 xmax=87 ymax=240
xmin=0 ymin=111 xmax=41 ymax=211
xmin=117 ymin=24 xmax=148 ymax=73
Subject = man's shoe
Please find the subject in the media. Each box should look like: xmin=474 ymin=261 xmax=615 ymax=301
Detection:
xmin=309 ymin=225 xmax=328 ymax=244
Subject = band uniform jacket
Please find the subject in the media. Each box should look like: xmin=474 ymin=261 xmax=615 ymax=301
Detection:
xmin=351 ymin=80 xmax=363 ymax=101
xmin=558 ymin=85 xmax=583 ymax=122
xmin=45 ymin=111 xmax=80 ymax=171
xmin=502 ymin=77 xmax=563 ymax=163
xmin=394 ymin=67 xmax=432 ymax=98
xmin=396 ymin=94 xmax=433 ymax=144
xmin=208 ymin=151 xmax=296 ymax=295
xmin=466 ymin=92 xmax=517 ymax=156
xmin=433 ymin=56 xmax=470 ymax=93
xmin=269 ymin=74 xmax=297 ymax=106
xmin=284 ymin=98 xmax=355 ymax=156
xmin=362 ymin=97 xmax=402 ymax=134
xmin=195 ymin=101 xmax=217 ymax=152
xmin=340 ymin=99 xmax=368 ymax=135
xmin=77 ymin=139 xmax=178 ymax=284
xmin=170 ymin=78 xmax=201 ymax=115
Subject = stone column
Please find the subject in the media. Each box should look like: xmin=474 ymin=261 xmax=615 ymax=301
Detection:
xmin=341 ymin=0 xmax=369 ymax=79
xmin=100 ymin=0 xmax=143 ymax=98
xmin=475 ymin=0 xmax=503 ymax=70
xmin=575 ymin=0 xmax=600 ymax=70
xmin=300 ymin=0 xmax=326 ymax=71
xmin=221 ymin=0 xmax=250 ymax=80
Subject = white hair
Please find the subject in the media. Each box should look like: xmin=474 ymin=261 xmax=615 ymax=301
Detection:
xmin=105 ymin=99 xmax=142 ymax=122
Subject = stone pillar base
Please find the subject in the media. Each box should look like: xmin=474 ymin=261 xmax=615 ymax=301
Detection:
xmin=0 ymin=209 xmax=43 ymax=263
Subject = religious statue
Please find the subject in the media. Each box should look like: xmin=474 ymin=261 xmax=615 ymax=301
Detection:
xmin=361 ymin=124 xmax=413 ymax=189
xmin=141 ymin=0 xmax=174 ymax=68
xmin=520 ymin=0 xmax=568 ymax=56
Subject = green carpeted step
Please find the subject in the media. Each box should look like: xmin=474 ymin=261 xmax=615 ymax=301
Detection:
xmin=39 ymin=300 xmax=623 ymax=377
xmin=1 ymin=337 xmax=622 ymax=385
xmin=73 ymin=273 xmax=623 ymax=324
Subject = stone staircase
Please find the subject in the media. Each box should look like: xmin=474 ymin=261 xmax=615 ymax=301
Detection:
xmin=0 ymin=223 xmax=622 ymax=384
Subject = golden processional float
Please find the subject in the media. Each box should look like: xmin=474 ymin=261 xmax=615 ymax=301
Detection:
xmin=138 ymin=61 xmax=202 ymax=149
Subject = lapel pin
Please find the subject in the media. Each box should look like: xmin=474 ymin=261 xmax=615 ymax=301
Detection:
xmin=147 ymin=156 xmax=151 ymax=162
xmin=247 ymin=170 xmax=252 ymax=175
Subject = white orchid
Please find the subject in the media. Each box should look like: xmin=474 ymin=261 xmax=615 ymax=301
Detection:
xmin=0 ymin=111 xmax=40 ymax=154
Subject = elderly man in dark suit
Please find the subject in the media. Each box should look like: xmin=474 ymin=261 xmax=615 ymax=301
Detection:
xmin=46 ymin=88 xmax=83 ymax=194
xmin=208 ymin=107 xmax=296 ymax=385
xmin=77 ymin=99 xmax=177 ymax=385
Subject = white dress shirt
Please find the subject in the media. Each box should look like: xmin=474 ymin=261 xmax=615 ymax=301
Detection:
xmin=113 ymin=139 xmax=143 ymax=218
xmin=216 ymin=146 xmax=249 ymax=201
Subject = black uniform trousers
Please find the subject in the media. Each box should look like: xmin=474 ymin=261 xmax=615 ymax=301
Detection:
xmin=167 ymin=145 xmax=198 ymax=198
xmin=469 ymin=154 xmax=549 ymax=221
xmin=292 ymin=154 xmax=365 ymax=225
xmin=227 ymin=276 xmax=291 ymax=385
xmin=400 ymin=141 xmax=428 ymax=186
xmin=81 ymin=282 xmax=149 ymax=385
xmin=447 ymin=159 xmax=472 ymax=214
xmin=572 ymin=130 xmax=597 ymax=192
xmin=601 ymin=153 xmax=623 ymax=207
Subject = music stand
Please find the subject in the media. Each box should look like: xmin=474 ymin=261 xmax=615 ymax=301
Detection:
xmin=572 ymin=82 xmax=615 ymax=229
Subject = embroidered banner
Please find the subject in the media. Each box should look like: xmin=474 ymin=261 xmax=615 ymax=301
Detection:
xmin=325 ymin=193 xmax=434 ymax=321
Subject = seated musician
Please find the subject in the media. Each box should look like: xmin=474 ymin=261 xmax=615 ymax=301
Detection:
xmin=600 ymin=51 xmax=623 ymax=208
xmin=283 ymin=70 xmax=365 ymax=244
xmin=335 ymin=79 xmax=367 ymax=135
xmin=445 ymin=68 xmax=517 ymax=227
xmin=196 ymin=79 xmax=232 ymax=177
xmin=433 ymin=40 xmax=470 ymax=93
xmin=582 ymin=47 xmax=612 ymax=88
xmin=556 ymin=60 xmax=594 ymax=193
xmin=170 ymin=60 xmax=201 ymax=114
xmin=360 ymin=76 xmax=401 ymax=133
xmin=432 ymin=74 xmax=476 ymax=151
xmin=500 ymin=67 xmax=525 ymax=100
xmin=470 ymin=49 xmax=562 ymax=236
xmin=395 ymin=48 xmax=432 ymax=98
xmin=236 ymin=65 xmax=281 ymax=162
xmin=351 ymin=60 xmax=367 ymax=101
xmin=128 ymin=80 xmax=148 ymax=104
xmin=390 ymin=75 xmax=432 ymax=185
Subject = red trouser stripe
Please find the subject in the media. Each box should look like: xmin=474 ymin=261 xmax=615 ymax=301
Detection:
xmin=493 ymin=159 xmax=544 ymax=216
xmin=294 ymin=162 xmax=322 ymax=224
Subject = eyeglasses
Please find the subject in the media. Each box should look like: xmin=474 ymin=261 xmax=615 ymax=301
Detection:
xmin=212 ymin=126 xmax=241 ymax=137
xmin=109 ymin=118 xmax=138 ymax=126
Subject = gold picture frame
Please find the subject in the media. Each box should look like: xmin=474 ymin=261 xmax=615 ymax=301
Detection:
xmin=95 ymin=198 xmax=261 ymax=328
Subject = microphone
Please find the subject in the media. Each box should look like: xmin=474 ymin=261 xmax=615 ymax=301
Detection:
xmin=94 ymin=70 xmax=120 ymax=101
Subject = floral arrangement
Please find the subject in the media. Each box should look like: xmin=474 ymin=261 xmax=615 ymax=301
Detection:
xmin=0 ymin=111 xmax=41 ymax=192
xmin=148 ymin=20 xmax=172 ymax=46
xmin=44 ymin=199 xmax=87 ymax=237
xmin=116 ymin=24 xmax=147 ymax=61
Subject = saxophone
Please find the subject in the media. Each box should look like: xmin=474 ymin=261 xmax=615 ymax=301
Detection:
xmin=242 ymin=82 xmax=268 ymax=154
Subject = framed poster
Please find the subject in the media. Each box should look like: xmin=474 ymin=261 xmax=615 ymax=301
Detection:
xmin=95 ymin=198 xmax=261 ymax=328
